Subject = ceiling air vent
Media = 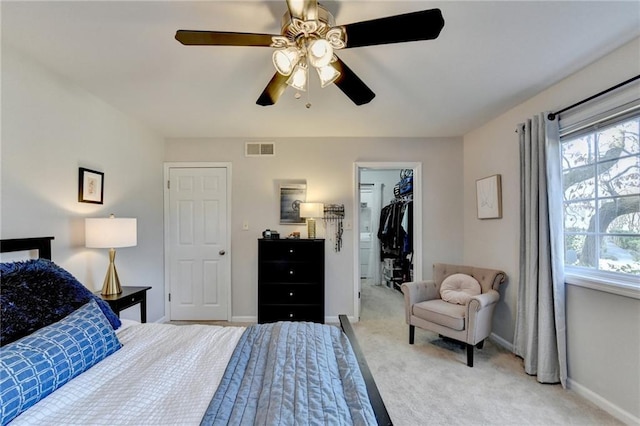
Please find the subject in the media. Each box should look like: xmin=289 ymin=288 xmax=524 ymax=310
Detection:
xmin=245 ymin=142 xmax=275 ymax=157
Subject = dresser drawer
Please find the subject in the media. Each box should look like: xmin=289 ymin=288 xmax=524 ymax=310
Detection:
xmin=259 ymin=283 xmax=322 ymax=304
xmin=259 ymin=261 xmax=321 ymax=283
xmin=259 ymin=240 xmax=323 ymax=261
xmin=258 ymin=305 xmax=323 ymax=323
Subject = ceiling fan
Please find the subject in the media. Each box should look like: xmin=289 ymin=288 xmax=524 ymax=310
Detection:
xmin=175 ymin=1 xmax=444 ymax=107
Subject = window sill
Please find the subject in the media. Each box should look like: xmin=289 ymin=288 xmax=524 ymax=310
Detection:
xmin=565 ymin=270 xmax=640 ymax=300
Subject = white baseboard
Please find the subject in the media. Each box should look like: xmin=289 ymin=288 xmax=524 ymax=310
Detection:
xmin=325 ymin=316 xmax=342 ymax=325
xmin=154 ymin=316 xmax=167 ymax=324
xmin=326 ymin=315 xmax=359 ymax=324
xmin=230 ymin=316 xmax=357 ymax=325
xmin=488 ymin=334 xmax=637 ymax=424
xmin=490 ymin=332 xmax=514 ymax=352
xmin=231 ymin=316 xmax=257 ymax=323
xmin=567 ymin=378 xmax=639 ymax=425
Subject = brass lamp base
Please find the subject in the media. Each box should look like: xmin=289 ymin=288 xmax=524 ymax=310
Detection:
xmin=307 ymin=218 xmax=317 ymax=239
xmin=101 ymin=248 xmax=123 ymax=295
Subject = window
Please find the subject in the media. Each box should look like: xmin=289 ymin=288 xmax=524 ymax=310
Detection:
xmin=561 ymin=113 xmax=640 ymax=282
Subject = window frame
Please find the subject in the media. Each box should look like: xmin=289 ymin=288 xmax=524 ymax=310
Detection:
xmin=559 ymin=108 xmax=640 ymax=299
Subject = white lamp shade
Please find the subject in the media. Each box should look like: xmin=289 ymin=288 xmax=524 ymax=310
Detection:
xmin=300 ymin=203 xmax=324 ymax=218
xmin=272 ymin=47 xmax=300 ymax=76
xmin=308 ymin=39 xmax=334 ymax=68
xmin=286 ymin=63 xmax=308 ymax=91
xmin=85 ymin=217 xmax=137 ymax=248
xmin=316 ymin=65 xmax=341 ymax=88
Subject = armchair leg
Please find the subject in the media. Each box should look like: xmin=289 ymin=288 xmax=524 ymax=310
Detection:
xmin=476 ymin=339 xmax=485 ymax=349
xmin=466 ymin=344 xmax=474 ymax=367
xmin=409 ymin=325 xmax=415 ymax=344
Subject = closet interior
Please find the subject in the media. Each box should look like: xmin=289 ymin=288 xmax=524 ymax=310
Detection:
xmin=360 ymin=169 xmax=414 ymax=291
xmin=379 ymin=170 xmax=413 ymax=290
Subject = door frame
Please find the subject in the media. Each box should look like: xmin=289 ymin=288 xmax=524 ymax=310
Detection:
xmin=163 ymin=162 xmax=233 ymax=321
xmin=353 ymin=162 xmax=423 ymax=320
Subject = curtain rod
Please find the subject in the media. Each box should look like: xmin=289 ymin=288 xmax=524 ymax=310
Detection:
xmin=547 ymin=74 xmax=640 ymax=121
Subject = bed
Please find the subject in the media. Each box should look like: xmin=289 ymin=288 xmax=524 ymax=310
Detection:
xmin=0 ymin=237 xmax=392 ymax=426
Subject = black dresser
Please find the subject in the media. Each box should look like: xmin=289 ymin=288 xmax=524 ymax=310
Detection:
xmin=258 ymin=238 xmax=325 ymax=323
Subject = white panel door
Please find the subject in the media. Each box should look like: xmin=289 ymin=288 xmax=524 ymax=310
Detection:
xmin=168 ymin=167 xmax=229 ymax=320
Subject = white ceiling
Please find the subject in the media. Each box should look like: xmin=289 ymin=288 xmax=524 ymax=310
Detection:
xmin=2 ymin=1 xmax=639 ymax=139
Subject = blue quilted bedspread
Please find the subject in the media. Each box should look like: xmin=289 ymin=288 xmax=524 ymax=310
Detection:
xmin=200 ymin=321 xmax=377 ymax=426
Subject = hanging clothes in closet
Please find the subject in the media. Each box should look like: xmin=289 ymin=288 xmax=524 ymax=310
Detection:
xmin=377 ymin=199 xmax=413 ymax=259
xmin=377 ymin=169 xmax=414 ymax=289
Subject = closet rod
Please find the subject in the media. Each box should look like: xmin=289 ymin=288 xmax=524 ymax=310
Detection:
xmin=547 ymin=74 xmax=640 ymax=121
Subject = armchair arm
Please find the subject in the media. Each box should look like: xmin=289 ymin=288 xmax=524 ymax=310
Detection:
xmin=400 ymin=281 xmax=439 ymax=324
xmin=467 ymin=290 xmax=500 ymax=312
xmin=466 ymin=290 xmax=500 ymax=344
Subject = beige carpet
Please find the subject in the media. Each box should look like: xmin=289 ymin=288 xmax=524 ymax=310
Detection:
xmin=353 ymin=280 xmax=621 ymax=425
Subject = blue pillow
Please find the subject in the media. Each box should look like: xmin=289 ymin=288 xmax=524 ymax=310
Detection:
xmin=0 ymin=259 xmax=121 ymax=346
xmin=0 ymin=300 xmax=122 ymax=425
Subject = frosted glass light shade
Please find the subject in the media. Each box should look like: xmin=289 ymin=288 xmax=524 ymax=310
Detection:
xmin=287 ymin=63 xmax=308 ymax=91
xmin=272 ymin=47 xmax=300 ymax=76
xmin=316 ymin=65 xmax=340 ymax=88
xmin=86 ymin=217 xmax=137 ymax=248
xmin=308 ymin=39 xmax=333 ymax=68
xmin=300 ymin=202 xmax=324 ymax=218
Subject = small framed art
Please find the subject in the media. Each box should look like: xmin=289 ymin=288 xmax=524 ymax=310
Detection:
xmin=476 ymin=174 xmax=502 ymax=219
xmin=78 ymin=167 xmax=104 ymax=204
xmin=279 ymin=183 xmax=306 ymax=224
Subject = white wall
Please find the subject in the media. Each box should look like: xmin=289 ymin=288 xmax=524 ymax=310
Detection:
xmin=361 ymin=169 xmax=404 ymax=206
xmin=463 ymin=37 xmax=640 ymax=422
xmin=1 ymin=47 xmax=166 ymax=322
xmin=165 ymin=137 xmax=464 ymax=321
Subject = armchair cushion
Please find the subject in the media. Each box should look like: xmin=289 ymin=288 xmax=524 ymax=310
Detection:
xmin=440 ymin=273 xmax=481 ymax=305
xmin=414 ymin=300 xmax=466 ymax=331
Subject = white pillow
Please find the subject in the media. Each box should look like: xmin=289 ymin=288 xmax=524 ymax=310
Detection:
xmin=440 ymin=273 xmax=481 ymax=305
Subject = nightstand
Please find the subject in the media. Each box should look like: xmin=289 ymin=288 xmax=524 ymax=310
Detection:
xmin=96 ymin=286 xmax=152 ymax=323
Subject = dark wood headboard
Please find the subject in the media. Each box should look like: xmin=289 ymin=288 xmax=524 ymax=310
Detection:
xmin=0 ymin=237 xmax=55 ymax=260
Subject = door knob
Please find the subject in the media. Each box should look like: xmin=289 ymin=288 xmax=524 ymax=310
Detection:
xmin=219 ymin=250 xmax=226 ymax=255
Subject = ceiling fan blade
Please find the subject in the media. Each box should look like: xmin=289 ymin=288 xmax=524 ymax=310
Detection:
xmin=175 ymin=30 xmax=275 ymax=47
xmin=332 ymin=58 xmax=375 ymax=106
xmin=256 ymin=72 xmax=289 ymax=106
xmin=286 ymin=0 xmax=318 ymax=21
xmin=342 ymin=8 xmax=444 ymax=48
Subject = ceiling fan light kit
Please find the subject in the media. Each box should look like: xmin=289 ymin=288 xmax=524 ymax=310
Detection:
xmin=287 ymin=62 xmax=309 ymax=91
xmin=308 ymin=39 xmax=334 ymax=68
xmin=273 ymin=47 xmax=300 ymax=76
xmin=175 ymin=1 xmax=444 ymax=106
xmin=316 ymin=64 xmax=340 ymax=88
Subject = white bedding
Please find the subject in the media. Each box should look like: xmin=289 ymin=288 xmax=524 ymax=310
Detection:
xmin=10 ymin=323 xmax=245 ymax=425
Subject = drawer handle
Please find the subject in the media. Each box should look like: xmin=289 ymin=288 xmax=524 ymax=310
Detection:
xmin=289 ymin=313 xmax=294 ymax=318
xmin=289 ymin=249 xmax=294 ymax=254
xmin=289 ymin=292 xmax=294 ymax=297
xmin=131 ymin=297 xmax=136 ymax=302
xmin=289 ymin=270 xmax=294 ymax=275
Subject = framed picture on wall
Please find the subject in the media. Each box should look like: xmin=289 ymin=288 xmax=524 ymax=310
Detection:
xmin=78 ymin=167 xmax=104 ymax=204
xmin=279 ymin=183 xmax=306 ymax=224
xmin=476 ymin=174 xmax=502 ymax=219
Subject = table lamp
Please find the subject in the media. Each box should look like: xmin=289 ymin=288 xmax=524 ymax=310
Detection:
xmin=85 ymin=214 xmax=137 ymax=295
xmin=299 ymin=202 xmax=324 ymax=239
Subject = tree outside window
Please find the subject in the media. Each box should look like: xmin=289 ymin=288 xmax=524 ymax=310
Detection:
xmin=561 ymin=114 xmax=640 ymax=276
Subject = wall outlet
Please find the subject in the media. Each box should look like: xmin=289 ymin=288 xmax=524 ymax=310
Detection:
xmin=242 ymin=221 xmax=249 ymax=231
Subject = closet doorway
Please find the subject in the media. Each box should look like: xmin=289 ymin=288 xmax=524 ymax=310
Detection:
xmin=353 ymin=162 xmax=423 ymax=320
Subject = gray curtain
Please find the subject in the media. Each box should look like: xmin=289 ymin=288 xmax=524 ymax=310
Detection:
xmin=514 ymin=113 xmax=567 ymax=387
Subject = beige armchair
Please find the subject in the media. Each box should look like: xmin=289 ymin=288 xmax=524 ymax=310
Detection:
xmin=400 ymin=263 xmax=506 ymax=367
